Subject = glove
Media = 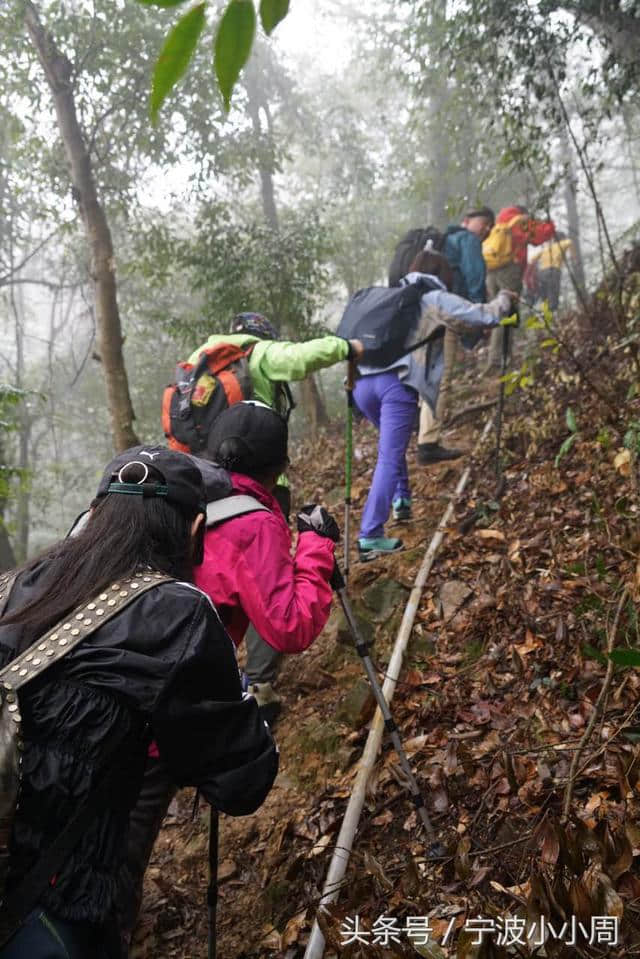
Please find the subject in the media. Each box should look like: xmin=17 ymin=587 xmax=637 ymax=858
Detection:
xmin=297 ymin=504 xmax=340 ymax=542
xmin=492 ymin=290 xmax=515 ymax=317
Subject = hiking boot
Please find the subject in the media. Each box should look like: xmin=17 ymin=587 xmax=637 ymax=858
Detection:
xmin=416 ymin=442 xmax=464 ymax=465
xmin=358 ymin=537 xmax=404 ymax=561
xmin=392 ymin=497 xmax=412 ymax=521
xmin=247 ymin=681 xmax=282 ymax=728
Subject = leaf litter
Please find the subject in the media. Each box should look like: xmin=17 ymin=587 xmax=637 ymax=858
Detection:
xmin=133 ymin=303 xmax=640 ymax=958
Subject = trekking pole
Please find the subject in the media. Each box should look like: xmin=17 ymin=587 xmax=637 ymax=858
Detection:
xmin=494 ymin=308 xmax=518 ymax=485
xmin=330 ymin=562 xmax=441 ymax=848
xmin=207 ymin=808 xmax=219 ymax=959
xmin=494 ymin=323 xmax=509 ymax=483
xmin=343 ymin=359 xmax=355 ymax=584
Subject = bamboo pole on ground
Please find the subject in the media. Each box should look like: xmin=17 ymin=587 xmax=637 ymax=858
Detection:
xmin=303 ymin=416 xmax=495 ymax=959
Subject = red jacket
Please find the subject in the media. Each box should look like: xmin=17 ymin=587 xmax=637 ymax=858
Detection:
xmin=496 ymin=206 xmax=555 ymax=267
xmin=195 ymin=473 xmax=335 ymax=653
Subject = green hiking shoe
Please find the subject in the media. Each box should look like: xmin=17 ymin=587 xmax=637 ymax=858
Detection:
xmin=358 ymin=537 xmax=404 ymax=561
xmin=392 ymin=497 xmax=412 ymax=521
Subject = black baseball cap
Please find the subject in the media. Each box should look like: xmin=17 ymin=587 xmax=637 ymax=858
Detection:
xmin=207 ymin=401 xmax=288 ymax=475
xmin=96 ymin=445 xmax=206 ymax=514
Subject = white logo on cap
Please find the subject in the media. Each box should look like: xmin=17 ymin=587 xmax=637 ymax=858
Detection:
xmin=139 ymin=450 xmax=161 ymax=460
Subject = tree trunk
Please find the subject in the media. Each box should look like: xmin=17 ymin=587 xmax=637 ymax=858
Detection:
xmin=426 ymin=0 xmax=451 ymax=224
xmin=0 ymin=522 xmax=16 ymax=573
xmin=561 ymin=131 xmax=587 ymax=299
xmin=0 ymin=431 xmax=16 ymax=573
xmin=245 ymin=54 xmax=279 ymax=232
xmin=23 ymin=0 xmax=138 ymax=452
xmin=299 ymin=375 xmax=329 ymax=437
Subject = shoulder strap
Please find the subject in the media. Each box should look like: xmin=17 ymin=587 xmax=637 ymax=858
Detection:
xmin=0 ymin=570 xmax=174 ymax=693
xmin=206 ymin=495 xmax=269 ymax=528
xmin=0 ymin=569 xmax=175 ymax=943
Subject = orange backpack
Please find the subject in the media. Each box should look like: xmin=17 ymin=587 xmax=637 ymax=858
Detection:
xmin=162 ymin=342 xmax=255 ymax=455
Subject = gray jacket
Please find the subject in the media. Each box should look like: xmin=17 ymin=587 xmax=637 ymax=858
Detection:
xmin=358 ymin=272 xmax=510 ymax=411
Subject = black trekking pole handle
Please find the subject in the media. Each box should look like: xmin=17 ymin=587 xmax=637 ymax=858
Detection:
xmin=330 ymin=562 xmax=444 ymax=855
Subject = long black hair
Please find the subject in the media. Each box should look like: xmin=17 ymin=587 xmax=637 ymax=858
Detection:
xmin=408 ymin=250 xmax=454 ymax=291
xmin=2 ymin=462 xmax=203 ymax=642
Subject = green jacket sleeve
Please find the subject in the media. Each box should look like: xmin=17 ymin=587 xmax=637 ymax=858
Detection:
xmin=254 ymin=336 xmax=349 ymax=383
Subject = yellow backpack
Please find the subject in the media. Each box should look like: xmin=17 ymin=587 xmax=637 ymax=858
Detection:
xmin=482 ymin=214 xmax=528 ymax=271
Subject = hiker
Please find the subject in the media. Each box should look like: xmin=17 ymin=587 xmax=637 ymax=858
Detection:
xmin=175 ymin=313 xmax=362 ymax=722
xmin=196 ymin=400 xmax=339 ymax=660
xmin=416 ymin=207 xmax=495 ymax=467
xmin=529 ymin=231 xmax=575 ymax=311
xmin=354 ymin=250 xmax=513 ymax=559
xmin=119 ymin=402 xmax=339 ymax=947
xmin=0 ymin=447 xmax=277 ymax=958
xmin=483 ymin=205 xmax=555 ymax=369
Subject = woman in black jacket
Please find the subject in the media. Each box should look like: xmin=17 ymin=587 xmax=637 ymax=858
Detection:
xmin=0 ymin=446 xmax=277 ymax=958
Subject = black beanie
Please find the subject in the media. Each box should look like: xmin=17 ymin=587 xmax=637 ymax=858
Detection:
xmin=207 ymin=402 xmax=288 ymax=475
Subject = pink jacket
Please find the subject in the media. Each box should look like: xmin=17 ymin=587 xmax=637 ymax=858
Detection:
xmin=195 ymin=474 xmax=335 ymax=653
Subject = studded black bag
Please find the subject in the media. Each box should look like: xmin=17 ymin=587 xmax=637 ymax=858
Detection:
xmin=0 ymin=568 xmax=173 ymax=914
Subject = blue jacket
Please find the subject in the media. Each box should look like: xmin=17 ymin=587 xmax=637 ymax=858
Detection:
xmin=444 ymin=226 xmax=487 ymax=302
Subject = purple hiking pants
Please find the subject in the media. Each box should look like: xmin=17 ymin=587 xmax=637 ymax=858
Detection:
xmin=353 ymin=371 xmax=418 ymax=538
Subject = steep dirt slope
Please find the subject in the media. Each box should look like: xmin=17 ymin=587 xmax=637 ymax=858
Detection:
xmin=133 ymin=333 xmax=640 ymax=959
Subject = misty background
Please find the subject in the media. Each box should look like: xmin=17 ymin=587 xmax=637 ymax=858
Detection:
xmin=1 ymin=0 xmax=639 ymax=562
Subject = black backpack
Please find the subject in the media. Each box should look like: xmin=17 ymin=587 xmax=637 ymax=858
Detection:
xmin=337 ymin=275 xmax=441 ymax=368
xmin=388 ymin=226 xmax=449 ymax=287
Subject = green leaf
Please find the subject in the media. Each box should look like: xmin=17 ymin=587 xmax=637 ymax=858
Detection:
xmin=540 ymin=337 xmax=557 ymax=348
xmin=609 ymin=648 xmax=640 ymax=667
xmin=526 ymin=316 xmax=545 ymax=330
xmin=215 ymin=0 xmax=256 ymax=112
xmin=566 ymin=407 xmax=577 ymax=433
xmin=138 ymin=0 xmax=190 ymax=7
xmin=259 ymin=0 xmax=289 ymax=34
xmin=499 ymin=313 xmax=518 ymax=326
xmin=554 ymin=433 xmax=577 ymax=467
xmin=583 ymin=644 xmax=607 ymax=665
xmin=150 ymin=3 xmax=206 ymax=124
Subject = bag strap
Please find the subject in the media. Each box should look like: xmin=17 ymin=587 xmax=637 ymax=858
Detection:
xmin=0 ymin=570 xmax=174 ymax=693
xmin=0 ymin=569 xmax=174 ymax=946
xmin=206 ymin=495 xmax=269 ymax=528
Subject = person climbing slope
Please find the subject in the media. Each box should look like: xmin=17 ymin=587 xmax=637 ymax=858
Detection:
xmin=483 ymin=205 xmax=555 ymax=370
xmin=354 ymin=250 xmax=514 ymax=559
xmin=0 ymin=447 xmax=276 ymax=958
xmin=175 ymin=313 xmax=362 ymax=722
xmin=529 ymin=231 xmax=575 ymax=311
xmin=119 ymin=403 xmax=339 ymax=947
xmin=416 ymin=206 xmax=495 ymax=466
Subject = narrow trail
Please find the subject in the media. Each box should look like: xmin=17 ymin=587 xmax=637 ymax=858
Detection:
xmin=134 ymin=339 xmax=640 ymax=958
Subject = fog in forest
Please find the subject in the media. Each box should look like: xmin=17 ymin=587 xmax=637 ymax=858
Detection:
xmin=1 ymin=0 xmax=639 ymax=563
